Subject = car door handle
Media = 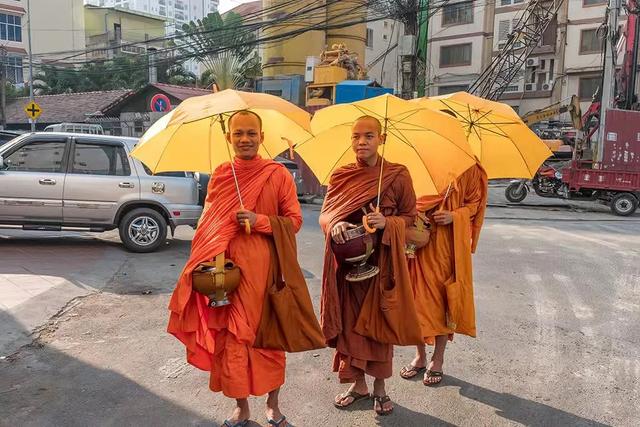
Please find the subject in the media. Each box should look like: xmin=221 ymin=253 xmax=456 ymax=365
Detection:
xmin=39 ymin=178 xmax=56 ymax=185
xmin=119 ymin=182 xmax=135 ymax=188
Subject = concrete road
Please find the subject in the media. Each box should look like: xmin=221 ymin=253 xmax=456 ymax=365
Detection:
xmin=1 ymin=197 xmax=639 ymax=426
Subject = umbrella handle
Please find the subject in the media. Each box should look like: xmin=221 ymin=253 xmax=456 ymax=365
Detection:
xmin=362 ymin=206 xmax=379 ymax=234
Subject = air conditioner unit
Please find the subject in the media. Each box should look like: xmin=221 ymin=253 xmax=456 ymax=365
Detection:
xmin=541 ymin=80 xmax=554 ymax=91
xmin=525 ymin=83 xmax=535 ymax=91
xmin=305 ymin=56 xmax=319 ymax=83
xmin=526 ymin=57 xmax=539 ymax=68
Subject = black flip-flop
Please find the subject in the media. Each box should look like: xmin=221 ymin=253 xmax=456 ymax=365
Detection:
xmin=423 ymin=369 xmax=443 ymax=386
xmin=223 ymin=420 xmax=248 ymax=427
xmin=266 ymin=415 xmax=292 ymax=426
xmin=333 ymin=391 xmax=371 ymax=409
xmin=373 ymin=395 xmax=394 ymax=416
xmin=400 ymin=364 xmax=427 ymax=379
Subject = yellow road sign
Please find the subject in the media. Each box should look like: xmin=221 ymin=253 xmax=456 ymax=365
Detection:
xmin=24 ymin=101 xmax=42 ymax=120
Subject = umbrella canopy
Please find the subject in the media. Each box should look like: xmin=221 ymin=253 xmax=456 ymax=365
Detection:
xmin=296 ymin=93 xmax=477 ymax=197
xmin=414 ymin=92 xmax=552 ymax=179
xmin=130 ymin=89 xmax=312 ymax=173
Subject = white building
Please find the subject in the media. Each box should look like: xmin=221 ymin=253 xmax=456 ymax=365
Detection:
xmin=365 ymin=18 xmax=400 ymax=92
xmin=86 ymin=0 xmax=220 ymax=74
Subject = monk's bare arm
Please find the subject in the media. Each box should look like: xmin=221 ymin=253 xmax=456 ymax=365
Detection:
xmin=253 ymin=167 xmax=303 ymax=234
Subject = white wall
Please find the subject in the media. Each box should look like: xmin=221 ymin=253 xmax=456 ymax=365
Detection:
xmin=364 ymin=18 xmax=399 ymax=91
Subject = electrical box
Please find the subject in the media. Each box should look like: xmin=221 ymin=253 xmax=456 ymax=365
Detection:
xmin=398 ymin=35 xmax=417 ymax=56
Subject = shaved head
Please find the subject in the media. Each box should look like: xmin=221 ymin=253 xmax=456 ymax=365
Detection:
xmin=353 ymin=115 xmax=383 ymax=136
xmin=229 ymin=110 xmax=263 ymax=132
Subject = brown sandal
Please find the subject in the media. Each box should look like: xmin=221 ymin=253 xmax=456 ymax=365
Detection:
xmin=333 ymin=391 xmax=370 ymax=409
xmin=400 ymin=364 xmax=426 ymax=379
xmin=373 ymin=395 xmax=394 ymax=416
xmin=423 ymin=369 xmax=443 ymax=386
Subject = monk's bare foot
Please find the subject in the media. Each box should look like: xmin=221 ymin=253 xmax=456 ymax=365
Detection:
xmin=334 ymin=377 xmax=369 ymax=407
xmin=266 ymin=389 xmax=289 ymax=426
xmin=226 ymin=398 xmax=250 ymax=425
xmin=400 ymin=347 xmax=428 ymax=379
xmin=372 ymin=378 xmax=393 ymax=415
xmin=424 ymin=358 xmax=444 ymax=386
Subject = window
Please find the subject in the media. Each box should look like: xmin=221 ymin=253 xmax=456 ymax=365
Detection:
xmin=71 ymin=143 xmax=130 ymax=176
xmin=4 ymin=141 xmax=66 ymax=173
xmin=579 ymin=76 xmax=601 ymax=100
xmin=498 ymin=20 xmax=510 ymax=41
xmin=3 ymin=56 xmax=23 ymax=83
xmin=437 ymin=84 xmax=469 ymax=95
xmin=580 ymin=28 xmax=603 ymax=54
xmin=440 ymin=43 xmax=472 ymax=67
xmin=0 ymin=14 xmax=22 ymax=42
xmin=366 ymin=28 xmax=374 ymax=48
xmin=500 ymin=0 xmax=524 ymax=5
xmin=442 ymin=1 xmax=473 ymax=26
xmin=583 ymin=0 xmax=607 ymax=5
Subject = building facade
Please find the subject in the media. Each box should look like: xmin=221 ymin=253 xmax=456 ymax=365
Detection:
xmin=0 ymin=0 xmax=27 ymax=84
xmin=365 ymin=17 xmax=400 ymax=91
xmin=426 ymin=0 xmax=615 ymax=119
xmin=30 ymin=3 xmax=166 ymax=64
xmin=89 ymin=0 xmax=220 ymax=74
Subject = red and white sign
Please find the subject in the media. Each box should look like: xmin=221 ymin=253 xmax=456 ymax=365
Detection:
xmin=150 ymin=93 xmax=171 ymax=112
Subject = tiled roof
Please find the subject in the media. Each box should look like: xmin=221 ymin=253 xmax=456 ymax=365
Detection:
xmin=5 ymin=89 xmax=133 ymax=125
xmin=151 ymin=83 xmax=211 ymax=100
xmin=225 ymin=1 xmax=262 ymax=19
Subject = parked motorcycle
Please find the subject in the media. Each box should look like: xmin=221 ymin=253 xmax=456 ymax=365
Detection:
xmin=505 ymin=161 xmax=569 ymax=203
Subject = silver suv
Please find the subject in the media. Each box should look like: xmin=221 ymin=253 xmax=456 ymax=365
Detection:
xmin=0 ymin=132 xmax=202 ymax=252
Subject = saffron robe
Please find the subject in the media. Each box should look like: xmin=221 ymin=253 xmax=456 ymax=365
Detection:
xmin=167 ymin=156 xmax=302 ymax=398
xmin=319 ymin=158 xmax=419 ymax=382
xmin=409 ymin=164 xmax=488 ymax=341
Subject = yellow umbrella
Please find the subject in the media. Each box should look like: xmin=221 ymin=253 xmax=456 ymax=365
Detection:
xmin=414 ymin=92 xmax=552 ymax=179
xmin=131 ymin=89 xmax=312 ymax=233
xmin=132 ymin=89 xmax=312 ymax=174
xmin=296 ymin=93 xmax=478 ymax=199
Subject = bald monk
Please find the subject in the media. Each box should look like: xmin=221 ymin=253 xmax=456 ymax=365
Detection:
xmin=400 ymin=163 xmax=488 ymax=386
xmin=167 ymin=111 xmax=301 ymax=427
xmin=320 ymin=116 xmax=419 ymax=416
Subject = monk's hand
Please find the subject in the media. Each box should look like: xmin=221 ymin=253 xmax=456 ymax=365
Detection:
xmin=236 ymin=209 xmax=257 ymax=227
xmin=366 ymin=210 xmax=387 ymax=230
xmin=331 ymin=221 xmax=356 ymax=244
xmin=433 ymin=210 xmax=453 ymax=225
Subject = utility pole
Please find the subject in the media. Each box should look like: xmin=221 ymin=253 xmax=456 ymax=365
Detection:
xmin=0 ymin=46 xmax=6 ymax=130
xmin=400 ymin=0 xmax=418 ymax=99
xmin=597 ymin=0 xmax=621 ymax=165
xmin=27 ymin=0 xmax=35 ymax=132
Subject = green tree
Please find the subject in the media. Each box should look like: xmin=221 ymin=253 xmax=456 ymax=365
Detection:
xmin=177 ymin=12 xmax=261 ymax=86
xmin=34 ymin=56 xmax=150 ymax=94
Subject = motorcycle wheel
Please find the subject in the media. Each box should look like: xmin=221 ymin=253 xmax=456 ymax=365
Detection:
xmin=505 ymin=182 xmax=528 ymax=203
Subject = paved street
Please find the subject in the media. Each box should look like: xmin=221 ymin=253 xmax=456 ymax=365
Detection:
xmin=1 ymin=190 xmax=639 ymax=426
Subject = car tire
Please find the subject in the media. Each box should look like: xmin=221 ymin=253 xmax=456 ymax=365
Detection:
xmin=118 ymin=208 xmax=168 ymax=253
xmin=610 ymin=193 xmax=638 ymax=216
xmin=505 ymin=182 xmax=528 ymax=203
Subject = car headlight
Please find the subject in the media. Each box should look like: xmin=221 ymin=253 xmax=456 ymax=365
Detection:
xmin=554 ymin=171 xmax=562 ymax=179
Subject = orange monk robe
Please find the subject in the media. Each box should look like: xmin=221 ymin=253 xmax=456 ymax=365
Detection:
xmin=167 ymin=156 xmax=302 ymax=399
xmin=409 ymin=164 xmax=488 ymax=342
xmin=320 ymin=159 xmax=419 ymax=383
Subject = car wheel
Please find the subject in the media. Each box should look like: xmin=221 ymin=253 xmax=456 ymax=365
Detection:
xmin=610 ymin=193 xmax=638 ymax=216
xmin=119 ymin=208 xmax=168 ymax=253
xmin=505 ymin=182 xmax=528 ymax=203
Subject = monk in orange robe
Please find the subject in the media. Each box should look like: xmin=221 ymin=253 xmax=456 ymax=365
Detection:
xmin=399 ymin=163 xmax=488 ymax=386
xmin=167 ymin=111 xmax=301 ymax=427
xmin=320 ymin=116 xmax=419 ymax=416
